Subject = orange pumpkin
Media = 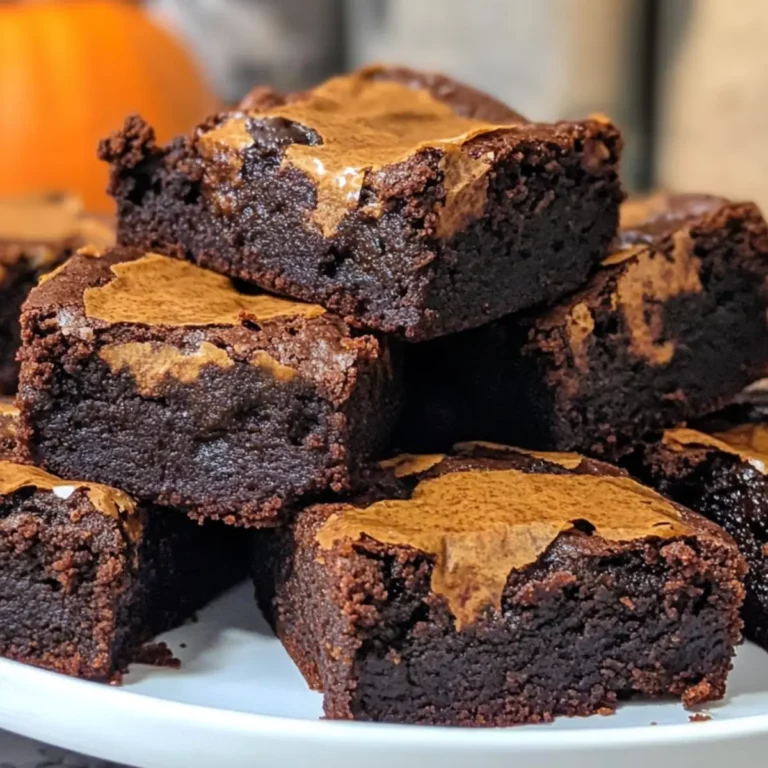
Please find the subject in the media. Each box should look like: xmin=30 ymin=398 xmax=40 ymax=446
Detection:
xmin=0 ymin=0 xmax=220 ymax=211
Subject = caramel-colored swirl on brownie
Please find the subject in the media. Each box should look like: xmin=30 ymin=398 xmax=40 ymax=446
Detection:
xmin=613 ymin=229 xmax=703 ymax=366
xmin=199 ymin=66 xmax=522 ymax=237
xmin=98 ymin=341 xmax=299 ymax=395
xmin=84 ymin=253 xmax=326 ymax=327
xmin=251 ymin=351 xmax=298 ymax=382
xmin=0 ymin=461 xmax=141 ymax=540
xmin=100 ymin=341 xmax=236 ymax=396
xmin=316 ymin=465 xmax=689 ymax=629
xmin=664 ymin=425 xmax=768 ymax=474
xmin=714 ymin=423 xmax=768 ymax=466
xmin=0 ymin=399 xmax=19 ymax=420
xmin=376 ymin=443 xmax=586 ymax=480
xmin=568 ymin=194 xmax=734 ymax=368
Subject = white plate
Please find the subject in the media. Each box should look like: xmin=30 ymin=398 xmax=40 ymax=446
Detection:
xmin=2 ymin=581 xmax=768 ymax=768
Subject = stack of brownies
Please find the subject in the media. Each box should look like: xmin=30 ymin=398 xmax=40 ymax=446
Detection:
xmin=2 ymin=64 xmax=768 ymax=726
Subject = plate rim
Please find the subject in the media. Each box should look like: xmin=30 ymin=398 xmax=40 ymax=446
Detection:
xmin=4 ymin=656 xmax=768 ymax=753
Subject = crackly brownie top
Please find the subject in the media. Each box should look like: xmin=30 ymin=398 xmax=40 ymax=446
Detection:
xmin=30 ymin=248 xmax=327 ymax=326
xmin=536 ymin=192 xmax=767 ymax=369
xmin=0 ymin=193 xmax=114 ymax=271
xmin=0 ymin=460 xmax=141 ymax=539
xmin=314 ymin=442 xmax=703 ymax=629
xmin=80 ymin=251 xmax=326 ymax=327
xmin=663 ymin=423 xmax=768 ymax=474
xmin=197 ymin=65 xmax=554 ymax=237
xmin=25 ymin=248 xmax=382 ymax=403
xmin=0 ymin=398 xmax=19 ymax=459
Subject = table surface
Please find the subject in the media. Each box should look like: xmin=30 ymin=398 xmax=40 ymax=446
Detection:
xmin=0 ymin=731 xmax=123 ymax=768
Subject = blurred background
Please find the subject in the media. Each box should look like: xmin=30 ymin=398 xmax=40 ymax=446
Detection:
xmin=0 ymin=0 xmax=767 ymax=211
xmin=1 ymin=1 xmax=767 ymax=764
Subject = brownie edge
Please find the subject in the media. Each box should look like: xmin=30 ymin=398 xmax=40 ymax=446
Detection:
xmin=0 ymin=194 xmax=114 ymax=393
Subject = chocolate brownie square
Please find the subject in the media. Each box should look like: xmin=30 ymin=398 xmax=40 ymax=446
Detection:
xmin=0 ymin=460 xmax=245 ymax=681
xmin=0 ymin=398 xmax=18 ymax=459
xmin=0 ymin=194 xmax=114 ymax=394
xmin=252 ymin=442 xmax=745 ymax=725
xmin=402 ymin=193 xmax=768 ymax=458
xmin=99 ymin=65 xmax=623 ymax=341
xmin=17 ymin=248 xmax=399 ymax=527
xmin=632 ymin=414 xmax=768 ymax=650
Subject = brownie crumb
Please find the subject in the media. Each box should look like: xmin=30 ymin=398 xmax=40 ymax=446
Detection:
xmin=682 ymin=680 xmax=715 ymax=709
xmin=134 ymin=641 xmax=181 ymax=669
xmin=689 ymin=713 xmax=713 ymax=723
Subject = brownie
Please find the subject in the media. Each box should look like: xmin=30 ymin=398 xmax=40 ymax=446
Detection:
xmin=0 ymin=398 xmax=18 ymax=459
xmin=17 ymin=247 xmax=400 ymax=527
xmin=252 ymin=442 xmax=745 ymax=726
xmin=631 ymin=415 xmax=768 ymax=650
xmin=99 ymin=64 xmax=623 ymax=341
xmin=0 ymin=460 xmax=245 ymax=681
xmin=401 ymin=193 xmax=768 ymax=458
xmin=0 ymin=194 xmax=114 ymax=394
